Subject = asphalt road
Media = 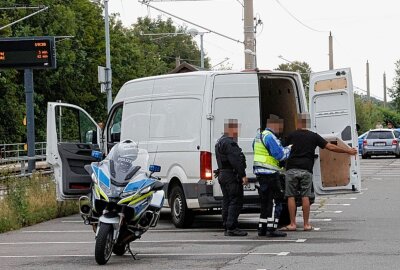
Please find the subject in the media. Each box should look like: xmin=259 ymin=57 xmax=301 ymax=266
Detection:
xmin=1 ymin=157 xmax=400 ymax=269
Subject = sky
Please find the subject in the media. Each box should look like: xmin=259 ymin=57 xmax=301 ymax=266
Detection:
xmin=108 ymin=0 xmax=400 ymax=101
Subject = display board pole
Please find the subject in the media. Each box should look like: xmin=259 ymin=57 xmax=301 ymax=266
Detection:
xmin=24 ymin=68 xmax=35 ymax=172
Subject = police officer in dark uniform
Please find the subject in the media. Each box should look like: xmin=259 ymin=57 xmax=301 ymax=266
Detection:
xmin=215 ymin=119 xmax=248 ymax=236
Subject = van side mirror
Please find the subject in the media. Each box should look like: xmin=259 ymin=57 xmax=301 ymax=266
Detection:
xmin=85 ymin=130 xmax=97 ymax=144
xmin=356 ymin=124 xmax=361 ymax=132
xmin=149 ymin=165 xmax=161 ymax=173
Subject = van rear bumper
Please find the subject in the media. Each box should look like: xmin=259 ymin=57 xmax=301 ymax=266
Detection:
xmin=182 ymin=180 xmax=260 ymax=209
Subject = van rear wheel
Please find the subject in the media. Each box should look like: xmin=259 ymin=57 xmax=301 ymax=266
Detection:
xmin=170 ymin=185 xmax=194 ymax=228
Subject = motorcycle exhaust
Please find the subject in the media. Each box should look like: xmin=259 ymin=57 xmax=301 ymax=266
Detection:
xmin=79 ymin=196 xmax=92 ymax=215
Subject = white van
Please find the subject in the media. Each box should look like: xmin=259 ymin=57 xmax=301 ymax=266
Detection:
xmin=46 ymin=68 xmax=361 ymax=228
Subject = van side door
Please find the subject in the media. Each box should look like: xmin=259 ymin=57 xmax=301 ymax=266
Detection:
xmin=211 ymin=73 xmax=260 ymax=198
xmin=46 ymin=102 xmax=101 ymax=201
xmin=309 ymin=68 xmax=361 ymax=195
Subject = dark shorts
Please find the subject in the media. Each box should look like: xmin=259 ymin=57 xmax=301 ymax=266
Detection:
xmin=284 ymin=169 xmax=313 ymax=197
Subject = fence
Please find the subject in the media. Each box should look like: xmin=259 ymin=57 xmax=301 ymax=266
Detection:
xmin=0 ymin=142 xmax=46 ymax=161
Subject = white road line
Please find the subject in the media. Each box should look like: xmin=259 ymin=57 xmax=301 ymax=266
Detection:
xmin=308 ymin=218 xmax=332 ymax=222
xmin=22 ymin=230 xmax=91 ymax=233
xmin=324 ymin=203 xmax=351 ymax=206
xmin=61 ymin=221 xmax=82 ymax=223
xmin=23 ymin=229 xmax=260 ymax=233
xmin=0 ymin=239 xmax=306 ymax=245
xmin=0 ymin=252 xmax=290 ymax=258
xmin=310 ymin=210 xmax=342 ymax=213
xmin=326 ymin=197 xmax=357 ymax=200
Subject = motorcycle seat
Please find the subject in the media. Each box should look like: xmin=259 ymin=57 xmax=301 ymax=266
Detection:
xmin=152 ymin=181 xmax=164 ymax=191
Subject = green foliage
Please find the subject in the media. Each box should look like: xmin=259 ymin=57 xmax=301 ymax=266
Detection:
xmin=0 ymin=2 xmax=205 ymax=143
xmin=389 ymin=60 xmax=400 ymax=112
xmin=0 ymin=174 xmax=78 ymax=233
xmin=355 ymin=94 xmax=400 ymax=133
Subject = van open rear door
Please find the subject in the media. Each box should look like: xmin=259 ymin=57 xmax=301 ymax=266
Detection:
xmin=309 ymin=68 xmax=361 ymax=194
xmin=46 ymin=102 xmax=101 ymax=201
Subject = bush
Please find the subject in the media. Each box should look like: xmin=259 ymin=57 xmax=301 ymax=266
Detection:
xmin=0 ymin=173 xmax=78 ymax=233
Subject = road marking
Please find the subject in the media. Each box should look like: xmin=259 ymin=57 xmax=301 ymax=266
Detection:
xmin=22 ymin=230 xmax=91 ymax=233
xmin=324 ymin=203 xmax=350 ymax=206
xmin=61 ymin=221 xmax=82 ymax=223
xmin=310 ymin=210 xmax=342 ymax=213
xmin=0 ymin=239 xmax=306 ymax=245
xmin=308 ymin=218 xmax=332 ymax=222
xmin=327 ymin=197 xmax=357 ymax=200
xmin=0 ymin=252 xmax=290 ymax=258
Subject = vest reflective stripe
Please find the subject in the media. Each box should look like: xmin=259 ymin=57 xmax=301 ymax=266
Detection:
xmin=253 ymin=130 xmax=281 ymax=171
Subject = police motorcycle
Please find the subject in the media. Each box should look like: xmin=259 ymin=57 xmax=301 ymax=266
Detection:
xmin=79 ymin=140 xmax=165 ymax=265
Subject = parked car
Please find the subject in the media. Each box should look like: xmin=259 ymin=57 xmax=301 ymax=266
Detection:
xmin=362 ymin=129 xmax=400 ymax=159
xmin=358 ymin=131 xmax=369 ymax=155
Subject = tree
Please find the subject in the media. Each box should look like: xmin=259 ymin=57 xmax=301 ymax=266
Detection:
xmin=0 ymin=1 xmax=206 ymax=143
xmin=389 ymin=59 xmax=400 ymax=112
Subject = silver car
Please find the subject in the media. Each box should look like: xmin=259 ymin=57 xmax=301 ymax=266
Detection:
xmin=362 ymin=129 xmax=400 ymax=159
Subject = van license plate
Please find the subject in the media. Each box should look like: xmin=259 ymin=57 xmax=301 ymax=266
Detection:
xmin=244 ymin=183 xmax=256 ymax=191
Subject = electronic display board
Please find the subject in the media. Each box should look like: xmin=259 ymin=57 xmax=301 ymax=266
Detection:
xmin=0 ymin=37 xmax=56 ymax=69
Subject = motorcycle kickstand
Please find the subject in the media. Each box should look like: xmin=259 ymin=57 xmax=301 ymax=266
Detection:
xmin=127 ymin=244 xmax=138 ymax=260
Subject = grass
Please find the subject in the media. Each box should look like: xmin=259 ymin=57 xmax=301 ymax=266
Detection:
xmin=0 ymin=173 xmax=78 ymax=233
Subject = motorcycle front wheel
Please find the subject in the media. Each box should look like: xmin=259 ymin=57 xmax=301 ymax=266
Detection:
xmin=95 ymin=224 xmax=114 ymax=265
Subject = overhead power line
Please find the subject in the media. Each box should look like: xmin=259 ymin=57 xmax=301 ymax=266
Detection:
xmin=139 ymin=0 xmax=244 ymax=44
xmin=274 ymin=0 xmax=329 ymax=33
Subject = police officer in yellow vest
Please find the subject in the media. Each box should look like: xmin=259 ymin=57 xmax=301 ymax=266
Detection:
xmin=253 ymin=116 xmax=291 ymax=237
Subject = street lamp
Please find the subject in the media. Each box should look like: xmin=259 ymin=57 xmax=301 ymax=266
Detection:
xmin=188 ymin=28 xmax=208 ymax=69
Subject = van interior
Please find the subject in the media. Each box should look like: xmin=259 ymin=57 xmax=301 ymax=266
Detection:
xmin=258 ymin=74 xmax=301 ymax=141
xmin=257 ymin=74 xmax=352 ymax=189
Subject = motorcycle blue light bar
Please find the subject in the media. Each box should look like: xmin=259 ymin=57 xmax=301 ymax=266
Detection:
xmin=91 ymin=150 xmax=103 ymax=160
xmin=149 ymin=165 xmax=161 ymax=173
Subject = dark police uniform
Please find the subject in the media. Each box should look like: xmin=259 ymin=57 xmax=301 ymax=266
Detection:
xmin=215 ymin=135 xmax=247 ymax=235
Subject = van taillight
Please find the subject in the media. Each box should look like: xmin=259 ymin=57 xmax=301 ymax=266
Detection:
xmin=393 ymin=139 xmax=398 ymax=145
xmin=200 ymin=151 xmax=212 ymax=180
xmin=363 ymin=140 xmax=367 ymax=146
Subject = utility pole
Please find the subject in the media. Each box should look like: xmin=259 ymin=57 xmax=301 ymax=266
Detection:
xmin=243 ymin=0 xmax=255 ymax=69
xmin=383 ymin=72 xmax=387 ymax=107
xmin=329 ymin=32 xmax=334 ymax=70
xmin=366 ymin=60 xmax=370 ymax=98
xmin=104 ymin=0 xmax=112 ymax=112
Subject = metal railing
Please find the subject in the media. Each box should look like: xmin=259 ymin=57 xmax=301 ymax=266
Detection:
xmin=0 ymin=142 xmax=46 ymax=161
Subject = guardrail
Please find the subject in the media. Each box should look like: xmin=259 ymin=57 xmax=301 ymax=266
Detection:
xmin=0 ymin=142 xmax=46 ymax=160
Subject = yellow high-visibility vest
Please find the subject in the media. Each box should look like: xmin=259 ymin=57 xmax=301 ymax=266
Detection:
xmin=253 ymin=130 xmax=281 ymax=171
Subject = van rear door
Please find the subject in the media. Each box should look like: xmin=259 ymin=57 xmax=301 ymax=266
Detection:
xmin=309 ymin=68 xmax=361 ymax=194
xmin=46 ymin=102 xmax=101 ymax=201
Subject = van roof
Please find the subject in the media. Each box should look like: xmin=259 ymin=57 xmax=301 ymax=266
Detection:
xmin=121 ymin=69 xmax=300 ymax=86
xmin=113 ymin=69 xmax=301 ymax=104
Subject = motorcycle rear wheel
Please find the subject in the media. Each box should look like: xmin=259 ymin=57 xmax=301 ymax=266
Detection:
xmin=95 ymin=224 xmax=114 ymax=265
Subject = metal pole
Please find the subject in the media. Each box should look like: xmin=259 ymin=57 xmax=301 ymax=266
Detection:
xmin=24 ymin=69 xmax=35 ymax=172
xmin=104 ymin=0 xmax=112 ymax=112
xmin=329 ymin=31 xmax=334 ymax=70
xmin=243 ymin=0 xmax=254 ymax=69
xmin=200 ymin=33 xmax=204 ymax=69
xmin=366 ymin=60 xmax=370 ymax=98
xmin=383 ymin=72 xmax=387 ymax=107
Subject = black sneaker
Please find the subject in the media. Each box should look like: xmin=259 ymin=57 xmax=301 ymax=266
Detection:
xmin=225 ymin=228 xmax=248 ymax=236
xmin=266 ymin=230 xmax=287 ymax=237
xmin=258 ymin=228 xmax=267 ymax=236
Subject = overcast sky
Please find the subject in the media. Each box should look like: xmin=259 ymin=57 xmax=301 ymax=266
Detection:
xmin=108 ymin=0 xmax=399 ymax=101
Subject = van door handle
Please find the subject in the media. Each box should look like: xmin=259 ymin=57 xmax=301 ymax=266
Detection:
xmin=206 ymin=114 xmax=214 ymax=120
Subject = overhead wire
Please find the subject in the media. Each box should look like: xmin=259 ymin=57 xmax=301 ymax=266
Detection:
xmin=274 ymin=0 xmax=329 ymax=33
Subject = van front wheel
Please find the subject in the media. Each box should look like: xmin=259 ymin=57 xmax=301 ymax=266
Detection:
xmin=170 ymin=185 xmax=194 ymax=228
